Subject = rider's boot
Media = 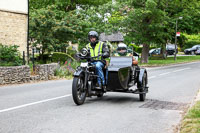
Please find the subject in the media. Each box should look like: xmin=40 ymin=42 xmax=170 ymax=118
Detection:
xmin=102 ymin=85 xmax=106 ymax=92
xmin=95 ymin=83 xmax=102 ymax=89
xmin=128 ymin=80 xmax=134 ymax=87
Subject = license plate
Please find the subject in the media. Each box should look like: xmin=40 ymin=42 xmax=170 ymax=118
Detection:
xmin=80 ymin=62 xmax=88 ymax=67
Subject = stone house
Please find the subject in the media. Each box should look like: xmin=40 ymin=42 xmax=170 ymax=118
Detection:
xmin=99 ymin=32 xmax=124 ymax=43
xmin=99 ymin=32 xmax=124 ymax=52
xmin=0 ymin=0 xmax=28 ymax=54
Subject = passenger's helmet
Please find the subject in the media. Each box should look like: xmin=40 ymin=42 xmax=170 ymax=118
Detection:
xmin=88 ymin=31 xmax=99 ymax=45
xmin=117 ymin=43 xmax=127 ymax=56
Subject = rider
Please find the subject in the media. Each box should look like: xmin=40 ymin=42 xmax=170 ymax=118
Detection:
xmin=86 ymin=31 xmax=110 ymax=89
xmin=114 ymin=43 xmax=138 ymax=86
xmin=114 ymin=43 xmax=138 ymax=65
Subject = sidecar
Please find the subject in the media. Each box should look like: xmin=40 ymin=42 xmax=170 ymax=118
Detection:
xmin=106 ymin=56 xmax=148 ymax=101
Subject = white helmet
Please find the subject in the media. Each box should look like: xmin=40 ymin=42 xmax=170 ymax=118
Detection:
xmin=118 ymin=43 xmax=127 ymax=49
xmin=117 ymin=43 xmax=127 ymax=55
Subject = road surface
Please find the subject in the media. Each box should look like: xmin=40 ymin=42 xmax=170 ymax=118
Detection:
xmin=0 ymin=61 xmax=200 ymax=133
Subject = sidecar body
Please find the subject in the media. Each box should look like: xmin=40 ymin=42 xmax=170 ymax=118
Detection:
xmin=106 ymin=56 xmax=148 ymax=93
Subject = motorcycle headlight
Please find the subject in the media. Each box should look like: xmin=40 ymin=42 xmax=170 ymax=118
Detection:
xmin=81 ymin=48 xmax=88 ymax=57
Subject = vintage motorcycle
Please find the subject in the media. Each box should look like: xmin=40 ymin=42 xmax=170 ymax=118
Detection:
xmin=72 ymin=48 xmax=148 ymax=105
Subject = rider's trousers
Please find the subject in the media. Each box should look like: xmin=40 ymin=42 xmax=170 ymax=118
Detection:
xmin=92 ymin=61 xmax=105 ymax=86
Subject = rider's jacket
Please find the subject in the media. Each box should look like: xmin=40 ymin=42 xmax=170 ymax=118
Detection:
xmin=86 ymin=41 xmax=110 ymax=64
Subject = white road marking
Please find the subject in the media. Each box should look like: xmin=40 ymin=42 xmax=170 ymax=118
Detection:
xmin=149 ymin=76 xmax=156 ymax=79
xmin=172 ymin=68 xmax=190 ymax=72
xmin=0 ymin=94 xmax=72 ymax=113
xmin=149 ymin=67 xmax=191 ymax=79
xmin=159 ymin=72 xmax=171 ymax=76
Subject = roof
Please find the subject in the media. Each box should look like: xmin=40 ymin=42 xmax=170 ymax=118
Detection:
xmin=0 ymin=0 xmax=28 ymax=14
xmin=99 ymin=32 xmax=124 ymax=42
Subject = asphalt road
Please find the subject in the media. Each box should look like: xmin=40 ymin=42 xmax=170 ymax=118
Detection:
xmin=0 ymin=61 xmax=200 ymax=133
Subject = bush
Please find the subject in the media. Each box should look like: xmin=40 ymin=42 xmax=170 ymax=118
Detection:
xmin=36 ymin=53 xmax=52 ymax=64
xmin=52 ymin=52 xmax=75 ymax=64
xmin=182 ymin=33 xmax=200 ymax=49
xmin=0 ymin=44 xmax=23 ymax=66
xmin=129 ymin=44 xmax=156 ymax=53
xmin=66 ymin=46 xmax=77 ymax=58
xmin=54 ymin=60 xmax=79 ymax=78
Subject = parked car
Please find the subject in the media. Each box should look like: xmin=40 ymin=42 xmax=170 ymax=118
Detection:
xmin=166 ymin=44 xmax=178 ymax=55
xmin=195 ymin=47 xmax=200 ymax=55
xmin=149 ymin=44 xmax=178 ymax=57
xmin=149 ymin=48 xmax=161 ymax=57
xmin=184 ymin=45 xmax=200 ymax=55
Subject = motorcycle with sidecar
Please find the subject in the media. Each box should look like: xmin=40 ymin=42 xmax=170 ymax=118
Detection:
xmin=72 ymin=48 xmax=149 ymax=105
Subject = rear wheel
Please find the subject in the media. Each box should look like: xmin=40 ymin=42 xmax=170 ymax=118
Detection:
xmin=72 ymin=77 xmax=86 ymax=105
xmin=138 ymin=73 xmax=147 ymax=101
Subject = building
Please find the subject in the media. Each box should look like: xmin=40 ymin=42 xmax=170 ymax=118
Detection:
xmin=0 ymin=0 xmax=28 ymax=54
xmin=99 ymin=32 xmax=124 ymax=43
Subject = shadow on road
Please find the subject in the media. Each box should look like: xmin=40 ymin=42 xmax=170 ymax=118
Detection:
xmin=86 ymin=95 xmax=141 ymax=104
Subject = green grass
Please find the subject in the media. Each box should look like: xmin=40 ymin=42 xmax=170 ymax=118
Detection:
xmin=180 ymin=101 xmax=200 ymax=133
xmin=140 ymin=55 xmax=200 ymax=66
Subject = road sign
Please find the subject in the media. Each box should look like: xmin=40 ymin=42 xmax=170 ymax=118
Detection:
xmin=176 ymin=32 xmax=180 ymax=36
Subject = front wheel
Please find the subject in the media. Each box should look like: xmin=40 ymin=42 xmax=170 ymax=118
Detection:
xmin=72 ymin=77 xmax=86 ymax=105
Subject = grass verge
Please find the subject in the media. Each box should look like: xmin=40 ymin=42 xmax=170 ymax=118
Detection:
xmin=140 ymin=55 xmax=200 ymax=66
xmin=179 ymin=101 xmax=200 ymax=133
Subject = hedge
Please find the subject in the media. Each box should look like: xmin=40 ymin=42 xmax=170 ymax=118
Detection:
xmin=52 ymin=52 xmax=75 ymax=63
xmin=130 ymin=44 xmax=156 ymax=53
xmin=0 ymin=44 xmax=23 ymax=66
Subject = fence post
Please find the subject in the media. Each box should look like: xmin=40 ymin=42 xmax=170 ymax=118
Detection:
xmin=23 ymin=51 xmax=26 ymax=65
xmin=32 ymin=48 xmax=35 ymax=71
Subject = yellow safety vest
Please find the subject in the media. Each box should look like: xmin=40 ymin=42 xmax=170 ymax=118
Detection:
xmin=86 ymin=41 xmax=103 ymax=60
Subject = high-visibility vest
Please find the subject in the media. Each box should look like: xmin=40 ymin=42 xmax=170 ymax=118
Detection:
xmin=86 ymin=41 xmax=103 ymax=60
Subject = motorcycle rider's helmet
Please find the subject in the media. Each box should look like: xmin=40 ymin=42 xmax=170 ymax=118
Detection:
xmin=117 ymin=43 xmax=127 ymax=56
xmin=88 ymin=31 xmax=99 ymax=45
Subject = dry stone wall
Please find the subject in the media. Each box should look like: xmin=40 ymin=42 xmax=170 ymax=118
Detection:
xmin=0 ymin=63 xmax=59 ymax=85
xmin=0 ymin=65 xmax=30 ymax=85
xmin=34 ymin=63 xmax=59 ymax=80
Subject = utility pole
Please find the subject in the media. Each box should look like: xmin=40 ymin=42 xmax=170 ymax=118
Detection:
xmin=174 ymin=19 xmax=178 ymax=60
xmin=174 ymin=17 xmax=182 ymax=61
xmin=27 ymin=0 xmax=30 ymax=64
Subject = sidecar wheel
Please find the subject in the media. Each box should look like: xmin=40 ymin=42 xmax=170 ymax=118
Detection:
xmin=72 ymin=77 xmax=86 ymax=105
xmin=97 ymin=93 xmax=104 ymax=98
xmin=139 ymin=73 xmax=147 ymax=101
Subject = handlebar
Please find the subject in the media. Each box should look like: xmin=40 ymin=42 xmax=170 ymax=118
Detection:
xmin=76 ymin=53 xmax=102 ymax=60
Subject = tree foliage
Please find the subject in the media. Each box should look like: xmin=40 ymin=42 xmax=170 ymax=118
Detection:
xmin=29 ymin=1 xmax=121 ymax=53
xmin=29 ymin=0 xmax=200 ymax=63
xmin=182 ymin=33 xmax=200 ymax=49
xmin=116 ymin=0 xmax=200 ymax=63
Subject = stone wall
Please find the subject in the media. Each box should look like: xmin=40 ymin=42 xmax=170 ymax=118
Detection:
xmin=0 ymin=63 xmax=59 ymax=85
xmin=34 ymin=63 xmax=60 ymax=80
xmin=0 ymin=65 xmax=30 ymax=85
xmin=0 ymin=10 xmax=27 ymax=54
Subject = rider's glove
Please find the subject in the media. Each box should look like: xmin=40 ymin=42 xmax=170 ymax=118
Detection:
xmin=102 ymin=53 xmax=109 ymax=58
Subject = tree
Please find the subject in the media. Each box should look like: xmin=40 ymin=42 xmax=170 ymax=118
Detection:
xmin=121 ymin=0 xmax=169 ymax=63
xmin=29 ymin=0 xmax=115 ymax=53
xmin=29 ymin=5 xmax=90 ymax=55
